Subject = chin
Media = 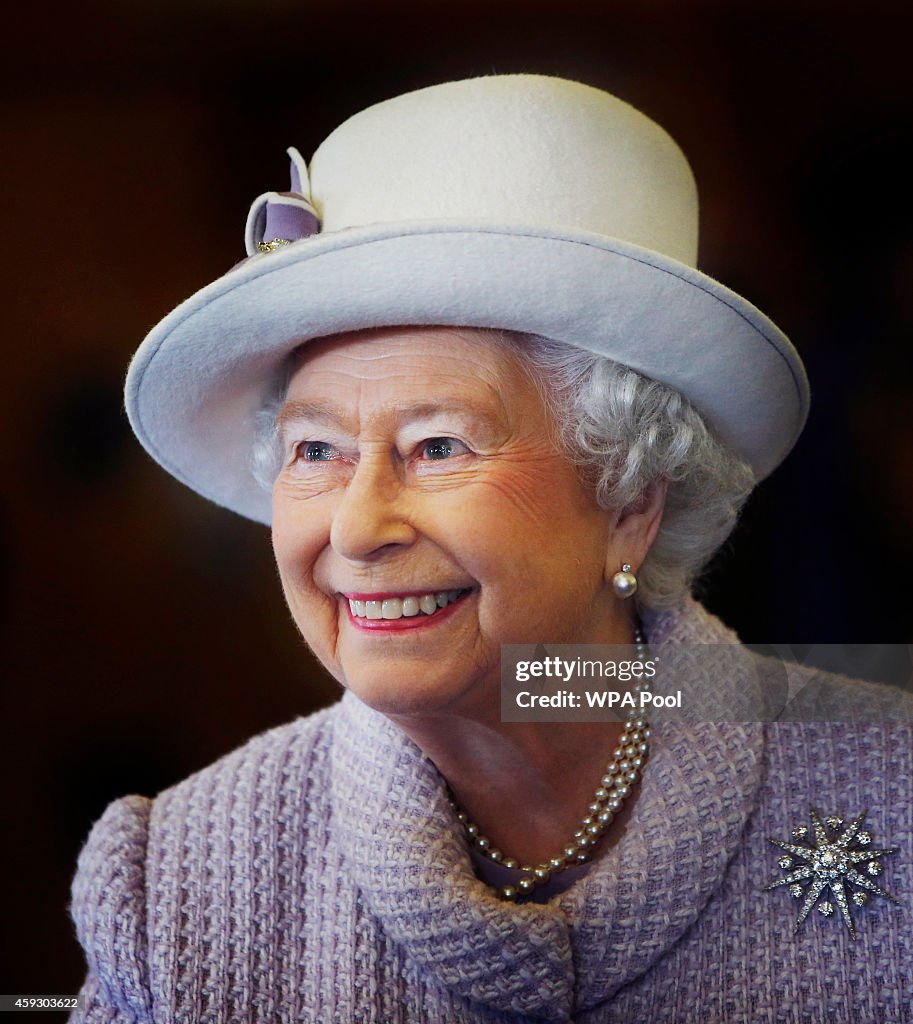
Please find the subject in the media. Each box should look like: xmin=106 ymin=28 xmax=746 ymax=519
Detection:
xmin=340 ymin=663 xmax=484 ymax=720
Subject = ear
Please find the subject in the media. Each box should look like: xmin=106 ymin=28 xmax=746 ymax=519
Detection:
xmin=602 ymin=478 xmax=668 ymax=583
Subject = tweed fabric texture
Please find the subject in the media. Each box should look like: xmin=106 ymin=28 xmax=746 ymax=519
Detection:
xmin=69 ymin=599 xmax=913 ymax=1023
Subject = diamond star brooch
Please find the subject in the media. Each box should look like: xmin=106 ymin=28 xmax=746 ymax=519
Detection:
xmin=764 ymin=807 xmax=900 ymax=938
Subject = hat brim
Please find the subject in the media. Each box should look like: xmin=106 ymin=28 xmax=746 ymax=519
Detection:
xmin=126 ymin=220 xmax=809 ymax=523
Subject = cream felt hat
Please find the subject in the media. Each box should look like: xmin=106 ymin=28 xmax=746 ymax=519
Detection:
xmin=125 ymin=74 xmax=809 ymax=522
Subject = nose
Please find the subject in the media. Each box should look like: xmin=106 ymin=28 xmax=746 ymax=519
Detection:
xmin=330 ymin=449 xmax=417 ymax=562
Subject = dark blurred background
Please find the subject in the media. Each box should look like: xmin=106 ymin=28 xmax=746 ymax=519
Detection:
xmin=2 ymin=0 xmax=912 ymax=1000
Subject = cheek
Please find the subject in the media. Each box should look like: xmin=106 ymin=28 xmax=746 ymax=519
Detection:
xmin=271 ymin=497 xmax=334 ymax=619
xmin=453 ymin=469 xmax=609 ymax=617
xmin=272 ymin=519 xmax=344 ymax=675
xmin=271 ymin=505 xmax=307 ymax=588
xmin=427 ymin=480 xmax=563 ymax=603
xmin=477 ymin=460 xmax=555 ymax=527
xmin=470 ymin=462 xmax=605 ymax=560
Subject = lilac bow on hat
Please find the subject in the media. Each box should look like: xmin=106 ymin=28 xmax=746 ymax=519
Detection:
xmin=244 ymin=146 xmax=321 ymax=255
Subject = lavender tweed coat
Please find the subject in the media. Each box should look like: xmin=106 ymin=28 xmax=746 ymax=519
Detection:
xmin=68 ymin=599 xmax=913 ymax=1023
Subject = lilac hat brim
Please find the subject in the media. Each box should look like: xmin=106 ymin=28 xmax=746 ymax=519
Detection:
xmin=125 ymin=219 xmax=809 ymax=523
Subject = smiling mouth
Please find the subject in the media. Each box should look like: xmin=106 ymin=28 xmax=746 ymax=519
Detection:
xmin=340 ymin=587 xmax=475 ymax=632
xmin=346 ymin=588 xmax=473 ymax=622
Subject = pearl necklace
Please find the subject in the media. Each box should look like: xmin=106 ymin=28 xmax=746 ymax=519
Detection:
xmin=449 ymin=628 xmax=651 ymax=902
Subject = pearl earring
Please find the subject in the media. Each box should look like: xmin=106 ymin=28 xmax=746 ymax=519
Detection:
xmin=612 ymin=563 xmax=638 ymax=599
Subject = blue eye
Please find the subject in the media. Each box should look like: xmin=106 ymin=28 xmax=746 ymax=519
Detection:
xmin=302 ymin=441 xmax=338 ymax=461
xmin=422 ymin=437 xmax=464 ymax=460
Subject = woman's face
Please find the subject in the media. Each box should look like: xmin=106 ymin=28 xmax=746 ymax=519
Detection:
xmin=271 ymin=326 xmax=635 ymax=721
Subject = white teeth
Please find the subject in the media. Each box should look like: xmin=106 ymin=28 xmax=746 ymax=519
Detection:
xmin=348 ymin=589 xmax=467 ymax=620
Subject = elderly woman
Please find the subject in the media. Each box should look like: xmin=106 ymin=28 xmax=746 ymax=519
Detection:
xmin=69 ymin=76 xmax=912 ymax=1023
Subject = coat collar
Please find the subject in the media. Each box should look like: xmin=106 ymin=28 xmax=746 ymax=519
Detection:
xmin=328 ymin=598 xmax=765 ymax=1020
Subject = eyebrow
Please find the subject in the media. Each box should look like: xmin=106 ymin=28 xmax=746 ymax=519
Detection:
xmin=276 ymin=399 xmax=351 ymax=434
xmin=275 ymin=397 xmax=501 ymax=436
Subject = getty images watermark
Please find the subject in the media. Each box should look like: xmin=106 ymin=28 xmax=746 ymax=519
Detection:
xmin=500 ymin=643 xmax=913 ymax=723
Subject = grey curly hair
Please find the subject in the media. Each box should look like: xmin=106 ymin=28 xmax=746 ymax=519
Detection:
xmin=251 ymin=328 xmax=755 ymax=610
